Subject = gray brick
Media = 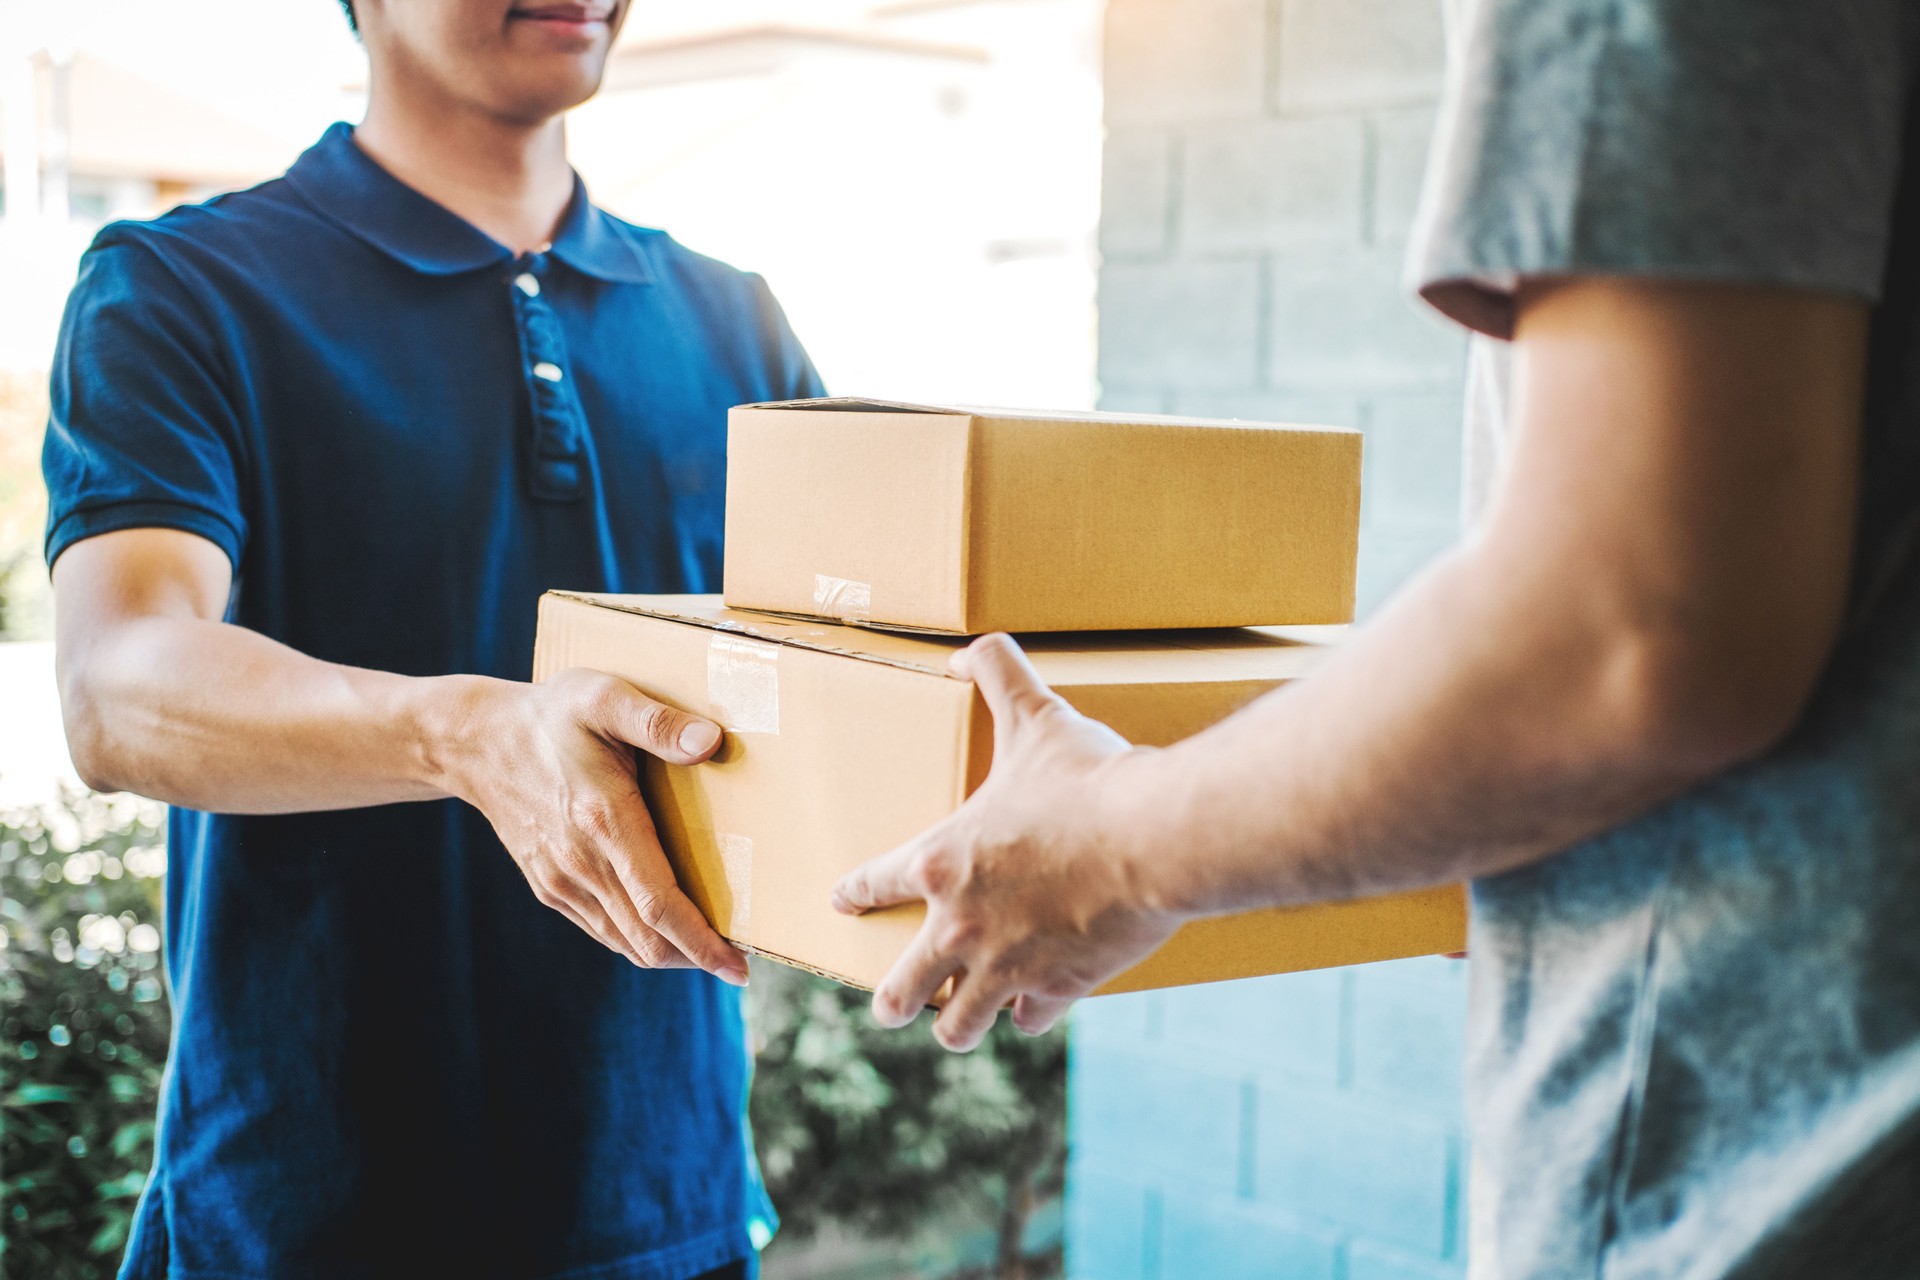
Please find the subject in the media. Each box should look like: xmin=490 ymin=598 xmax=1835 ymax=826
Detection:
xmin=1267 ymin=252 xmax=1464 ymax=389
xmin=1071 ymin=989 xmax=1163 ymax=1048
xmin=1162 ymin=969 xmax=1343 ymax=1085
xmin=1356 ymin=530 xmax=1448 ymax=616
xmin=1180 ymin=116 xmax=1365 ymax=254
xmin=1274 ymin=0 xmax=1446 ymax=115
xmin=1107 ymin=0 xmax=1268 ymax=126
xmin=1066 ymin=1172 xmax=1153 ymax=1280
xmin=1160 ymin=1194 xmax=1339 ymax=1280
xmin=1078 ymin=0 xmax=1474 ymax=1269
xmin=1101 ymin=259 xmax=1263 ymax=390
xmin=1386 ymin=954 xmax=1472 ymax=988
xmin=1370 ymin=108 xmax=1439 ymax=245
xmin=1071 ymin=1048 xmax=1246 ymax=1197
xmin=1254 ymin=1085 xmax=1454 ymax=1253
xmin=1103 ymin=130 xmax=1176 ymax=257
xmin=1097 ymin=386 xmax=1177 ymax=415
xmin=1352 ymin=960 xmax=1468 ymax=1113
xmin=1361 ymin=393 xmax=1463 ymax=535
xmin=1172 ymin=390 xmax=1360 ymax=428
xmin=1348 ymin=1241 xmax=1465 ymax=1280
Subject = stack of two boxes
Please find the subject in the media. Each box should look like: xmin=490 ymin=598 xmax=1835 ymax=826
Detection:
xmin=533 ymin=399 xmax=1464 ymax=1000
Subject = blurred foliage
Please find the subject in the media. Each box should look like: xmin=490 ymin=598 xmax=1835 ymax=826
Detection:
xmin=1 ymin=791 xmax=171 ymax=1280
xmin=0 ymin=790 xmax=1065 ymax=1279
xmin=751 ymin=966 xmax=1066 ymax=1280
xmin=0 ymin=374 xmax=53 ymax=642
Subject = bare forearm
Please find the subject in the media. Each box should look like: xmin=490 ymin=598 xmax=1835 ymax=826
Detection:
xmin=1112 ymin=544 xmax=1745 ymax=916
xmin=1108 ymin=283 xmax=1863 ymax=919
xmin=62 ymin=614 xmax=485 ymax=812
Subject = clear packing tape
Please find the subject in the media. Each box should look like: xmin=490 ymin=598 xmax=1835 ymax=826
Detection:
xmin=718 ymin=832 xmax=753 ymax=942
xmin=812 ymin=573 xmax=872 ymax=624
xmin=706 ymin=635 xmax=780 ymax=946
xmin=706 ymin=634 xmax=780 ymax=735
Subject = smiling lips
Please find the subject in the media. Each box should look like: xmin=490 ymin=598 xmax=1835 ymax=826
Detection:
xmin=509 ymin=3 xmax=613 ymax=30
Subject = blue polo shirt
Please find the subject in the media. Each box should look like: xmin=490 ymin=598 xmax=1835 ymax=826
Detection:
xmin=41 ymin=123 xmax=823 ymax=1280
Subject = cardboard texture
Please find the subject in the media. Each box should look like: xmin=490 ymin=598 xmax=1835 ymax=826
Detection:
xmin=722 ymin=398 xmax=1364 ymax=635
xmin=532 ymin=592 xmax=1465 ymax=998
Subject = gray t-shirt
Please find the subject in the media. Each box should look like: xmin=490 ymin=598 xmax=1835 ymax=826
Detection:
xmin=1407 ymin=2 xmax=1920 ymax=1277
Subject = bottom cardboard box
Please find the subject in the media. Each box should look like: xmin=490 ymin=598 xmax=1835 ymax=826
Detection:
xmin=532 ymin=593 xmax=1465 ymax=998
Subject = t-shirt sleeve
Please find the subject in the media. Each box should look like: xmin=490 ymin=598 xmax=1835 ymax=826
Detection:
xmin=1407 ymin=0 xmax=1917 ymax=339
xmin=42 ymin=229 xmax=249 ymax=571
xmin=749 ymin=273 xmax=828 ymax=400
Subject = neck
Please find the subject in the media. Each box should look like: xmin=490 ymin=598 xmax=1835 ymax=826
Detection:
xmin=354 ymin=80 xmax=574 ymax=255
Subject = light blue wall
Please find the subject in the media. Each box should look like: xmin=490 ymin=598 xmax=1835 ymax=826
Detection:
xmin=1068 ymin=962 xmax=1469 ymax=1278
xmin=1074 ymin=0 xmax=1469 ymax=1274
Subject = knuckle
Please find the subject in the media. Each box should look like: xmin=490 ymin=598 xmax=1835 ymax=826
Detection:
xmin=631 ymin=699 xmax=680 ymax=750
xmin=916 ymin=845 xmax=962 ymax=897
xmin=1036 ymin=973 xmax=1083 ymax=1000
xmin=631 ymin=891 xmax=669 ymax=931
xmin=1012 ymin=687 xmax=1067 ymax=722
xmin=565 ymin=797 xmax=618 ymax=841
xmin=935 ymin=917 xmax=983 ymax=955
xmin=981 ymin=949 xmax=1025 ymax=983
xmin=978 ymin=633 xmax=1020 ymax=662
xmin=933 ymin=1020 xmax=974 ymax=1052
xmin=563 ymin=668 xmax=617 ymax=710
xmin=631 ymin=934 xmax=674 ymax=968
xmin=553 ymin=842 xmax=597 ymax=879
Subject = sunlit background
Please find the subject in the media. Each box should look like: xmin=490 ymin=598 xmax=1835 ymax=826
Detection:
xmin=1 ymin=4 xmax=1101 ymax=1275
xmin=0 ymin=0 xmax=1102 ymax=803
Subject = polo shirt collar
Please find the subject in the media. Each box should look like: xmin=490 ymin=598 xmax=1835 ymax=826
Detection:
xmin=284 ymin=122 xmax=651 ymax=284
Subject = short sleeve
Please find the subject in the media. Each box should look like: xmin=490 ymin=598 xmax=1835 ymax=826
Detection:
xmin=42 ymin=229 xmax=249 ymax=570
xmin=749 ymin=273 xmax=828 ymax=400
xmin=1407 ymin=0 xmax=1918 ymax=339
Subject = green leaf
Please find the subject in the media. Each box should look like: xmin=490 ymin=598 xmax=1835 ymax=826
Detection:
xmin=96 ymin=1170 xmax=149 ymax=1199
xmin=88 ymin=1211 xmax=132 ymax=1255
xmin=110 ymin=1119 xmax=155 ymax=1158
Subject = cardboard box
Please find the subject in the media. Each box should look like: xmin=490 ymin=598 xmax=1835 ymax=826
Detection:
xmin=533 ymin=592 xmax=1465 ymax=998
xmin=722 ymin=398 xmax=1363 ymax=634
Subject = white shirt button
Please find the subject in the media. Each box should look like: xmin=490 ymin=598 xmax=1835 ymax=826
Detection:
xmin=532 ymin=362 xmax=564 ymax=383
xmin=515 ymin=273 xmax=541 ymax=297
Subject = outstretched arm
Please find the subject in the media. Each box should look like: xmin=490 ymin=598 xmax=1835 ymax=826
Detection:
xmin=833 ymin=277 xmax=1869 ymax=1049
xmin=53 ymin=527 xmax=748 ymax=983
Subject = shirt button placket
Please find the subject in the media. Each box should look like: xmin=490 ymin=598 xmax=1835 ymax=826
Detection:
xmin=511 ymin=253 xmax=586 ymax=501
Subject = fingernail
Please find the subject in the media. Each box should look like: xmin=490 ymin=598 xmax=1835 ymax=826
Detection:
xmin=720 ymin=965 xmax=749 ymax=987
xmin=679 ymin=720 xmax=721 ymax=757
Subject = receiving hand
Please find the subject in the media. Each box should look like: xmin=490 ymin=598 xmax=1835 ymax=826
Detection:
xmin=831 ymin=634 xmax=1184 ymax=1050
xmin=448 ymin=667 xmax=748 ymax=984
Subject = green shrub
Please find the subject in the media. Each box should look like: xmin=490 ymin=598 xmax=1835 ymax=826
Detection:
xmin=1 ymin=792 xmax=171 ymax=1280
xmin=750 ymin=964 xmax=1065 ymax=1279
xmin=0 ymin=790 xmax=1065 ymax=1279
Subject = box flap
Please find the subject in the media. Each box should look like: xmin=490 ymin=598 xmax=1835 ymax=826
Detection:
xmin=736 ymin=396 xmax=1362 ymax=435
xmin=547 ymin=592 xmax=1337 ymax=685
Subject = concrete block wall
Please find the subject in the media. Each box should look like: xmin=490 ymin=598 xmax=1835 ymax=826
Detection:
xmin=1096 ymin=0 xmax=1465 ymax=613
xmin=1069 ymin=0 xmax=1471 ymax=1275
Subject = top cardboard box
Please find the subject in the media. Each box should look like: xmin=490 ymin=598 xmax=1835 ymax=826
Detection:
xmin=722 ymin=398 xmax=1363 ymax=635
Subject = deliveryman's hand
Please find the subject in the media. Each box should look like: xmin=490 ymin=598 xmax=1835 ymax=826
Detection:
xmin=445 ymin=667 xmax=749 ymax=984
xmin=831 ymin=634 xmax=1183 ymax=1050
